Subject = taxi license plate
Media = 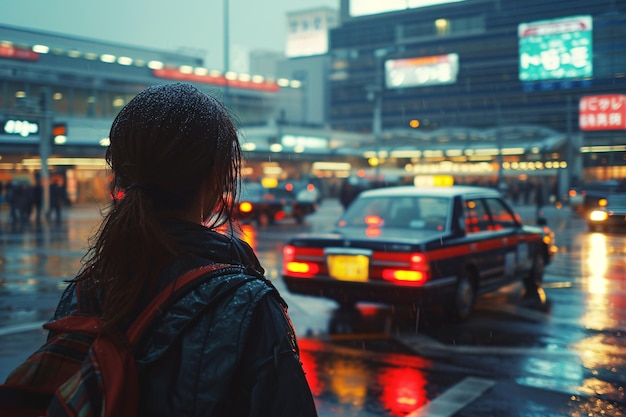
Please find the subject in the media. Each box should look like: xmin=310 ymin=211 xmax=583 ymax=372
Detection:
xmin=327 ymin=254 xmax=369 ymax=282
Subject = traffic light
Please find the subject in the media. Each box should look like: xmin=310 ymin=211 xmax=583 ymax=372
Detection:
xmin=52 ymin=123 xmax=67 ymax=144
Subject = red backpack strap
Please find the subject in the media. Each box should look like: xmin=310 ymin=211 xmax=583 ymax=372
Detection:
xmin=46 ymin=263 xmax=237 ymax=417
xmin=125 ymin=263 xmax=234 ymax=343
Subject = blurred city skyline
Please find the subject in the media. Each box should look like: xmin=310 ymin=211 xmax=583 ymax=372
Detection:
xmin=0 ymin=0 xmax=338 ymax=72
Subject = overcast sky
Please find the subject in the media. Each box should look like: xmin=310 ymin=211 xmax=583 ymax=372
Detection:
xmin=0 ymin=0 xmax=338 ymax=70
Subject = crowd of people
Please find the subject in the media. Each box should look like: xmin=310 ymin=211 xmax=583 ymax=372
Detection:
xmin=0 ymin=175 xmax=67 ymax=226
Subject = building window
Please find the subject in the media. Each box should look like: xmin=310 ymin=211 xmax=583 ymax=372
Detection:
xmin=435 ymin=19 xmax=450 ymax=36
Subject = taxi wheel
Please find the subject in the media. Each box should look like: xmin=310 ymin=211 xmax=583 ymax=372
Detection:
xmin=524 ymin=252 xmax=544 ymax=293
xmin=453 ymin=269 xmax=475 ymax=321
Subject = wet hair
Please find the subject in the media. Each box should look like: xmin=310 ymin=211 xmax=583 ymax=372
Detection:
xmin=76 ymin=83 xmax=242 ymax=324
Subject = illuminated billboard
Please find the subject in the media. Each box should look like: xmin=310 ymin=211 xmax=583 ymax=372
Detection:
xmin=285 ymin=8 xmax=338 ymax=58
xmin=350 ymin=0 xmax=465 ymax=17
xmin=385 ymin=54 xmax=459 ymax=88
xmin=579 ymin=94 xmax=626 ymax=131
xmin=518 ymin=15 xmax=593 ymax=82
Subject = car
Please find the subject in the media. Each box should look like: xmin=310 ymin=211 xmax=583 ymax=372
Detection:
xmin=291 ymin=180 xmax=322 ymax=205
xmin=282 ymin=185 xmax=557 ymax=321
xmin=280 ymin=180 xmax=320 ymax=216
xmin=235 ymin=182 xmax=315 ymax=226
xmin=580 ymin=180 xmax=626 ymax=216
xmin=587 ymin=193 xmax=626 ymax=232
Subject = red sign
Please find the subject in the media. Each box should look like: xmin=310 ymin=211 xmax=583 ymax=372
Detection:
xmin=0 ymin=45 xmax=39 ymax=61
xmin=152 ymin=68 xmax=280 ymax=92
xmin=579 ymin=94 xmax=626 ymax=131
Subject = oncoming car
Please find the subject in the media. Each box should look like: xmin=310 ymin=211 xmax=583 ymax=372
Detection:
xmin=282 ymin=185 xmax=556 ymax=321
xmin=235 ymin=182 xmax=316 ymax=226
xmin=587 ymin=193 xmax=626 ymax=232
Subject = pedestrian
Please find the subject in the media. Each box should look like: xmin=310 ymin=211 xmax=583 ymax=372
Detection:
xmin=31 ymin=173 xmax=43 ymax=225
xmin=47 ymin=178 xmax=63 ymax=224
xmin=5 ymin=180 xmax=19 ymax=223
xmin=47 ymin=83 xmax=318 ymax=416
xmin=535 ymin=180 xmax=544 ymax=218
xmin=339 ymin=176 xmax=363 ymax=210
xmin=14 ymin=182 xmax=31 ymax=224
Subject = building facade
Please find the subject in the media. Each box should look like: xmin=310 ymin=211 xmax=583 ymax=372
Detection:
xmin=0 ymin=24 xmax=315 ymax=203
xmin=328 ymin=0 xmax=626 ymax=190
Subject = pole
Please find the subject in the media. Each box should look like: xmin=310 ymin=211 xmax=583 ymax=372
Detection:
xmin=39 ymin=88 xmax=52 ymax=213
xmin=372 ymin=50 xmax=385 ymax=181
xmin=565 ymin=95 xmax=573 ymax=192
xmin=223 ymin=0 xmax=230 ymax=106
xmin=373 ymin=75 xmax=382 ymax=180
xmin=496 ymin=101 xmax=504 ymax=192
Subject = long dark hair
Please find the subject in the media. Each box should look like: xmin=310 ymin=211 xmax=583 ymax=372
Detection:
xmin=76 ymin=83 xmax=242 ymax=325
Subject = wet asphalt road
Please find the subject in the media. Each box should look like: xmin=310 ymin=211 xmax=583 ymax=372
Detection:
xmin=1 ymin=199 xmax=625 ymax=416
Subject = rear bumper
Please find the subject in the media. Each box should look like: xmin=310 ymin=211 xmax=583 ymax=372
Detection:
xmin=283 ymin=275 xmax=456 ymax=306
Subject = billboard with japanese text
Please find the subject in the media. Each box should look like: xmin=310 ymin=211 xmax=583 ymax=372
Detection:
xmin=579 ymin=95 xmax=626 ymax=131
xmin=519 ymin=16 xmax=592 ymax=82
xmin=385 ymin=54 xmax=459 ymax=89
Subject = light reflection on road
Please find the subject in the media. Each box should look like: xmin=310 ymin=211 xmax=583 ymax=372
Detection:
xmin=516 ymin=230 xmax=626 ymax=407
xmin=299 ymin=338 xmax=432 ymax=417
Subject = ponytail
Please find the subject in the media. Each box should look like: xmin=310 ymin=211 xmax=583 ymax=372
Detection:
xmin=77 ymin=184 xmax=178 ymax=325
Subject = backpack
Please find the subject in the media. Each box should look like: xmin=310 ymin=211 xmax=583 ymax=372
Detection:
xmin=0 ymin=263 xmax=241 ymax=417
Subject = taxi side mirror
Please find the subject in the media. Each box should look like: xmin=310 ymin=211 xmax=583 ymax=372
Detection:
xmin=536 ymin=217 xmax=547 ymax=226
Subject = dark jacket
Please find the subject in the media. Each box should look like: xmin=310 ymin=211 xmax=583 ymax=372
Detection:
xmin=51 ymin=220 xmax=318 ymax=417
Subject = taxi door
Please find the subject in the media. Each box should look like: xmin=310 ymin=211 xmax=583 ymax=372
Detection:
xmin=483 ymin=197 xmax=524 ymax=285
xmin=463 ymin=197 xmax=503 ymax=288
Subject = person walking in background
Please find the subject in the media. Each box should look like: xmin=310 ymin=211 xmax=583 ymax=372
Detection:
xmin=14 ymin=182 xmax=31 ymax=224
xmin=5 ymin=180 xmax=19 ymax=223
xmin=47 ymin=83 xmax=318 ymax=416
xmin=31 ymin=173 xmax=43 ymax=225
xmin=339 ymin=176 xmax=363 ymax=211
xmin=47 ymin=178 xmax=64 ymax=224
xmin=535 ymin=180 xmax=545 ymax=218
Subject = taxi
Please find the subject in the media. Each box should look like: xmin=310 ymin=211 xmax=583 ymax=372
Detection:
xmin=282 ymin=185 xmax=556 ymax=320
xmin=235 ymin=182 xmax=316 ymax=226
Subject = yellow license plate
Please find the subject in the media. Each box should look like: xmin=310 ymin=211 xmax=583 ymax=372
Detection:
xmin=327 ymin=254 xmax=369 ymax=282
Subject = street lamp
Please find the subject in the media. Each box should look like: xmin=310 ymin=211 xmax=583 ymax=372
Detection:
xmin=223 ymin=0 xmax=230 ymax=105
xmin=366 ymin=47 xmax=395 ymax=181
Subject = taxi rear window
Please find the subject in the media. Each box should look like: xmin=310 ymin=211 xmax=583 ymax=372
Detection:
xmin=340 ymin=196 xmax=450 ymax=230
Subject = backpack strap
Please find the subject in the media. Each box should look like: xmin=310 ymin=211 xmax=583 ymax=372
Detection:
xmin=125 ymin=263 xmax=238 ymax=343
xmin=44 ymin=263 xmax=238 ymax=339
xmin=46 ymin=263 xmax=242 ymax=417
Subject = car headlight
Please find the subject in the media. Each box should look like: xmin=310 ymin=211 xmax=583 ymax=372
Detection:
xmin=589 ymin=210 xmax=608 ymax=222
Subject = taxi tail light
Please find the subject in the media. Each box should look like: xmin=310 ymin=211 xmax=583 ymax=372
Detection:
xmin=376 ymin=252 xmax=430 ymax=286
xmin=283 ymin=245 xmax=324 ymax=278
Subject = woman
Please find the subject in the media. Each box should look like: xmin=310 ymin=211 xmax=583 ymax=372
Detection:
xmin=51 ymin=83 xmax=318 ymax=416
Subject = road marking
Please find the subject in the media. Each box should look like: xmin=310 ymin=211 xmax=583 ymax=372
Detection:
xmin=406 ymin=377 xmax=495 ymax=417
xmin=397 ymin=333 xmax=578 ymax=357
xmin=328 ymin=333 xmax=391 ymax=341
xmin=0 ymin=321 xmax=45 ymax=336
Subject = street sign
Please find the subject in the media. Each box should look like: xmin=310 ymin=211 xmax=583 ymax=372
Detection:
xmin=2 ymin=119 xmax=39 ymax=137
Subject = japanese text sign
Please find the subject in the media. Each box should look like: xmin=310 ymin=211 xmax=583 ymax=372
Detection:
xmin=579 ymin=94 xmax=626 ymax=131
xmin=519 ymin=15 xmax=593 ymax=82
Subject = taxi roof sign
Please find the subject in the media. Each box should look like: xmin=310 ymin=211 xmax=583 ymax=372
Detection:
xmin=414 ymin=175 xmax=454 ymax=187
